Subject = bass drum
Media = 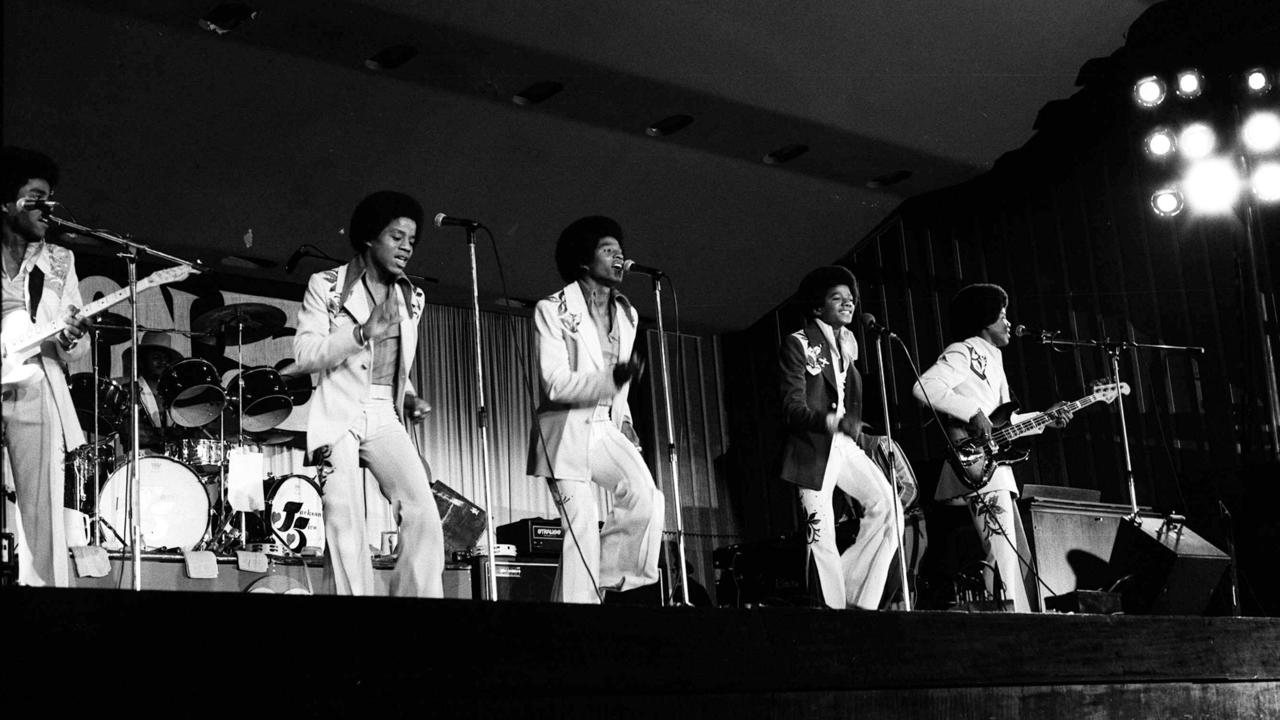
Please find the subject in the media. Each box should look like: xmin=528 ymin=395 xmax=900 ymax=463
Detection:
xmin=98 ymin=455 xmax=210 ymax=551
xmin=245 ymin=474 xmax=325 ymax=557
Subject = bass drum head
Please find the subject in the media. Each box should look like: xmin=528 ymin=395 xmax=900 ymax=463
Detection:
xmin=263 ymin=474 xmax=325 ymax=556
xmin=99 ymin=456 xmax=210 ymax=551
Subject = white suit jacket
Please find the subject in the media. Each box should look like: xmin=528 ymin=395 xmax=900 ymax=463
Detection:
xmin=2 ymin=241 xmax=87 ymax=450
xmin=912 ymin=335 xmax=1042 ymax=500
xmin=527 ymin=281 xmax=638 ymax=481
xmin=293 ymin=257 xmax=424 ymax=455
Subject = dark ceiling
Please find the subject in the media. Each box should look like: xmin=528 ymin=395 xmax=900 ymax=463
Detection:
xmin=5 ymin=0 xmax=1159 ymax=332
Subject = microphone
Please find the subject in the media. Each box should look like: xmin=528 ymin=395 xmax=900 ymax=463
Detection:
xmin=283 ymin=247 xmax=308 ymax=274
xmin=16 ymin=198 xmax=59 ymax=214
xmin=433 ymin=213 xmax=484 ymax=229
xmin=621 ymin=259 xmax=665 ymax=278
xmin=1013 ymin=324 xmax=1059 ymax=341
xmin=860 ymin=312 xmax=896 ymax=339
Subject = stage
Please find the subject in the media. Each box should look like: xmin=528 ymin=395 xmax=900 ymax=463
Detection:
xmin=8 ymin=582 xmax=1278 ymax=718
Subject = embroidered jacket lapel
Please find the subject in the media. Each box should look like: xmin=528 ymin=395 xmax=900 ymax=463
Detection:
xmin=565 ymin=282 xmax=604 ymax=370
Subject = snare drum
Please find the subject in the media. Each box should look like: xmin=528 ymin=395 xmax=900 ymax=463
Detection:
xmin=226 ymin=366 xmax=292 ymax=433
xmin=97 ymin=455 xmax=210 ymax=551
xmin=165 ymin=437 xmax=226 ymax=473
xmin=245 ymin=474 xmax=325 ymax=556
xmin=158 ymin=358 xmax=226 ymax=428
xmin=69 ymin=373 xmax=130 ymax=442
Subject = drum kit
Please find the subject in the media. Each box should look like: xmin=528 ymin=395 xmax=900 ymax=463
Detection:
xmin=64 ymin=303 xmax=326 ymax=559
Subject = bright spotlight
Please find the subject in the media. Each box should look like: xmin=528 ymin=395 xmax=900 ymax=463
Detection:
xmin=1175 ymin=69 xmax=1204 ymax=99
xmin=1178 ymin=122 xmax=1217 ymax=160
xmin=1133 ymin=76 xmax=1167 ymax=108
xmin=1183 ymin=157 xmax=1242 ymax=214
xmin=1150 ymin=188 xmax=1185 ymax=216
xmin=1252 ymin=162 xmax=1280 ymax=203
xmin=1241 ymin=111 xmax=1280 ymax=154
xmin=1245 ymin=68 xmax=1272 ymax=95
xmin=1144 ymin=128 xmax=1177 ymax=158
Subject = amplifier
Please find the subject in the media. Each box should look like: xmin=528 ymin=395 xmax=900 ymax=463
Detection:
xmin=496 ymin=517 xmax=563 ymax=557
xmin=469 ymin=556 xmax=558 ymax=602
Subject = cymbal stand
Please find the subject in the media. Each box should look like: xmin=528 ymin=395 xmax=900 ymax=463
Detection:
xmin=646 ymin=273 xmax=692 ymax=607
xmin=88 ymin=325 xmax=103 ymax=546
xmin=47 ymin=215 xmax=202 ymax=590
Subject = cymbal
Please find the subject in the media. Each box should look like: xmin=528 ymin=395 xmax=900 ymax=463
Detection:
xmin=191 ymin=303 xmax=286 ymax=345
xmin=86 ymin=312 xmax=133 ymax=346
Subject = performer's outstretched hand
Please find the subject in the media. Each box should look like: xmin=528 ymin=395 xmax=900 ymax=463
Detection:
xmin=362 ymin=296 xmax=402 ymax=342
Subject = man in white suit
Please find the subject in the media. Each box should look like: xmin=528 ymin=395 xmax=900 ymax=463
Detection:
xmin=1 ymin=146 xmax=90 ymax=586
xmin=294 ymin=190 xmax=442 ymax=597
xmin=527 ymin=216 xmax=664 ymax=604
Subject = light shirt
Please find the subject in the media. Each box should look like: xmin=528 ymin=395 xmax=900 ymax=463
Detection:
xmin=813 ymin=317 xmax=858 ymax=417
xmin=1 ymin=241 xmax=43 ymax=320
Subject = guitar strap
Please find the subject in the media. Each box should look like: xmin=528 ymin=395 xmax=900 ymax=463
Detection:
xmin=28 ymin=266 xmax=44 ymax=322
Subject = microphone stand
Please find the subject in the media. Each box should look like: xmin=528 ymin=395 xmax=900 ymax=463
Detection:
xmin=1033 ymin=334 xmax=1203 ymax=521
xmin=869 ymin=330 xmax=912 ymax=611
xmin=48 ymin=216 xmax=202 ymax=590
xmin=646 ymin=273 xmax=692 ymax=607
xmin=452 ymin=224 xmax=498 ymax=601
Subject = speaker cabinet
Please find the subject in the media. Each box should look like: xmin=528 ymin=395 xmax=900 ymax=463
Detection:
xmin=469 ymin=556 xmax=558 ymax=602
xmin=1020 ymin=498 xmax=1140 ymax=611
xmin=1110 ymin=516 xmax=1229 ymax=615
xmin=1021 ymin=498 xmax=1229 ymax=615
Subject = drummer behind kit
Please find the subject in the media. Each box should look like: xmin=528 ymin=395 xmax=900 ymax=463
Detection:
xmin=61 ymin=299 xmax=324 ymax=559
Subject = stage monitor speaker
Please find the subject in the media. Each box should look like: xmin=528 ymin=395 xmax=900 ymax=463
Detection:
xmin=469 ymin=556 xmax=557 ymax=602
xmin=1110 ymin=516 xmax=1229 ymax=615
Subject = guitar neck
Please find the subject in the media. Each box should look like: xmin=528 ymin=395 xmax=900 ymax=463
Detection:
xmin=991 ymin=394 xmax=1101 ymax=444
xmin=4 ymin=284 xmax=136 ymax=357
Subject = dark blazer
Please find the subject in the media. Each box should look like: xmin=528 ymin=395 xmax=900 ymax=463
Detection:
xmin=778 ymin=319 xmax=864 ymax=490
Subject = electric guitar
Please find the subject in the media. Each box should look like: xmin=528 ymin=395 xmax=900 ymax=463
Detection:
xmin=946 ymin=381 xmax=1129 ymax=492
xmin=1 ymin=264 xmax=198 ymax=388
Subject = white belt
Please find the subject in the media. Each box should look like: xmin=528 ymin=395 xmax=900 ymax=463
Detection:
xmin=370 ymin=384 xmax=394 ymax=400
xmin=590 ymin=403 xmax=612 ymax=422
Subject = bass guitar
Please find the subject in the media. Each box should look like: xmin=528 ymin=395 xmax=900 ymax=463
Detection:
xmin=946 ymin=381 xmax=1129 ymax=492
xmin=1 ymin=264 xmax=198 ymax=388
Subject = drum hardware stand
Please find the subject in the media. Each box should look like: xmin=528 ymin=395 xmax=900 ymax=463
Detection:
xmin=46 ymin=215 xmax=203 ymax=590
xmin=438 ymin=220 xmax=499 ymax=601
xmin=644 ymin=272 xmax=693 ymax=607
xmin=868 ymin=329 xmax=911 ymax=611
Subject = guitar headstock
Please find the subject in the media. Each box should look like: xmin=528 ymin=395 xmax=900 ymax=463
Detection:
xmin=141 ymin=264 xmax=200 ymax=290
xmin=1089 ymin=380 xmax=1131 ymax=404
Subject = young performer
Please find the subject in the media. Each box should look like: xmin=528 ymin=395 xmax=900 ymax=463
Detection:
xmin=527 ymin=216 xmax=664 ymax=604
xmin=778 ymin=265 xmax=901 ymax=610
xmin=912 ymin=283 xmax=1071 ymax=612
xmin=293 ymin=190 xmax=442 ymax=597
xmin=1 ymin=146 xmax=91 ymax=586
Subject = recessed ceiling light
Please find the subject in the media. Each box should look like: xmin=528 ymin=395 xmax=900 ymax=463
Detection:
xmin=365 ymin=45 xmax=418 ymax=71
xmin=512 ymin=81 xmax=564 ymax=106
xmin=645 ymin=114 xmax=694 ymax=137
xmin=865 ymin=170 xmax=913 ymax=188
xmin=763 ymin=144 xmax=808 ymax=165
